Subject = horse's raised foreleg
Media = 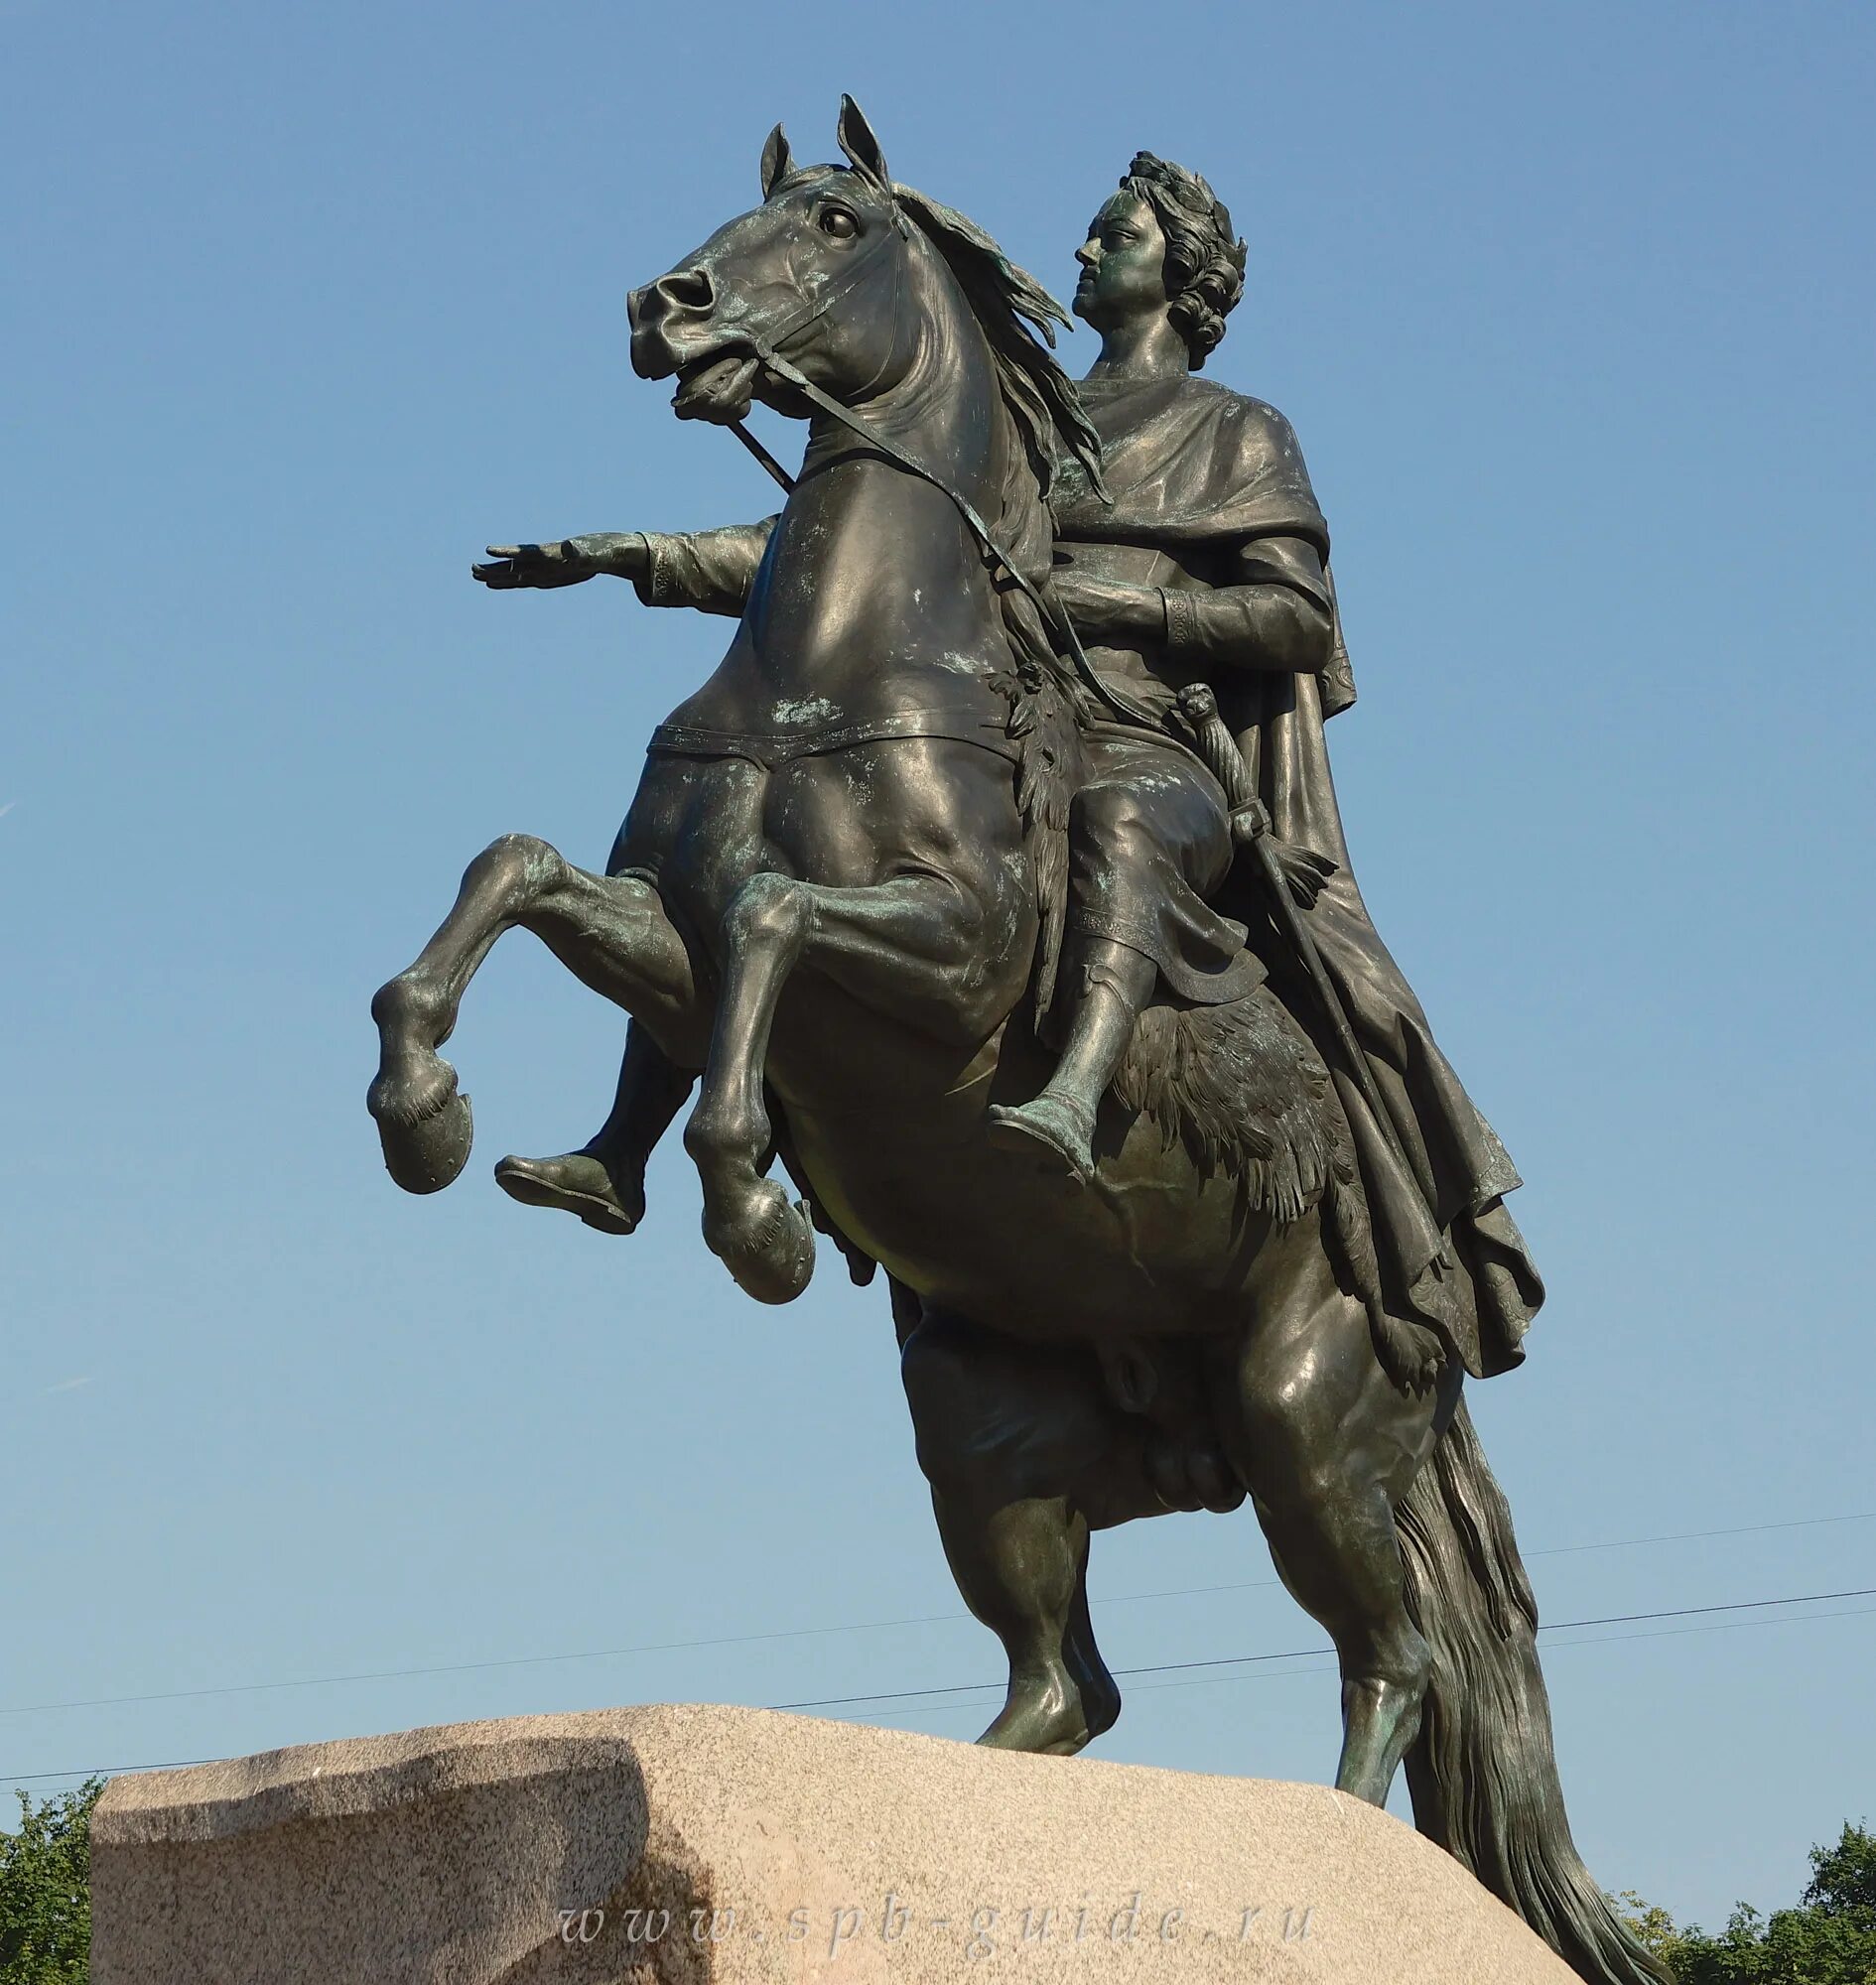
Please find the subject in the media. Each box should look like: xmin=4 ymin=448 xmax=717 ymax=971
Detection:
xmin=368 ymin=835 xmax=695 ymax=1194
xmin=684 ymin=869 xmax=989 ymax=1301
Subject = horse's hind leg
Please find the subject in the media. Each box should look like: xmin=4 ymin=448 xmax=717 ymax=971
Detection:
xmin=901 ymin=1311 xmax=1142 ymax=1757
xmin=1217 ymin=1234 xmax=1458 ymax=1804
xmin=369 ymin=835 xmax=694 ymax=1193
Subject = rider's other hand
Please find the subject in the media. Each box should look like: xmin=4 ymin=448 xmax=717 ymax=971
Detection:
xmin=471 ymin=541 xmax=595 ymax=589
xmin=1052 ymin=570 xmax=1160 ymax=639
xmin=1268 ymin=836 xmax=1339 ymax=909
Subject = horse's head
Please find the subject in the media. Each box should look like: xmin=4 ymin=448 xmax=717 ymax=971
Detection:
xmin=629 ymin=97 xmax=918 ymax=427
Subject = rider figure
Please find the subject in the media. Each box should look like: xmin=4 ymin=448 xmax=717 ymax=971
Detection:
xmin=478 ymin=152 xmax=1541 ymax=1383
xmin=985 ymin=152 xmax=1338 ymax=1176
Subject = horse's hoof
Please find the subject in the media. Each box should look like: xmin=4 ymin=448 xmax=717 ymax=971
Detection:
xmin=369 ymin=1060 xmax=473 ymax=1195
xmin=707 ymin=1181 xmax=815 ymax=1305
xmin=975 ymin=1664 xmax=1113 ymax=1758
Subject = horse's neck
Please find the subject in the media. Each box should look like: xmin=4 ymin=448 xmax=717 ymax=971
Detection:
xmin=795 ymin=276 xmax=1005 ymax=537
xmin=757 ymin=273 xmax=1018 ymax=679
xmin=682 ymin=257 xmax=1038 ymax=731
xmin=868 ymin=243 xmax=1006 ymax=463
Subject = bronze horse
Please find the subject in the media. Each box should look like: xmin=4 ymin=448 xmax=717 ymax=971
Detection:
xmin=368 ymin=102 xmax=1664 ymax=1985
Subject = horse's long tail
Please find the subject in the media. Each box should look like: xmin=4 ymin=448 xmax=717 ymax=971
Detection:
xmin=1396 ymin=1398 xmax=1671 ymax=1985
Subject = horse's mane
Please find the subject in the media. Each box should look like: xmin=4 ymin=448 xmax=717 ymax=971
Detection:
xmin=891 ymin=183 xmax=1108 ymax=577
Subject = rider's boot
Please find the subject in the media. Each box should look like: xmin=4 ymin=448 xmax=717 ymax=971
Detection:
xmin=494 ymin=1143 xmax=645 ymax=1235
xmin=987 ymin=939 xmax=1156 ymax=1185
xmin=494 ymin=1025 xmax=693 ymax=1236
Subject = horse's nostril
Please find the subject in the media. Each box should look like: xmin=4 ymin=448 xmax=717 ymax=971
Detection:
xmin=656 ymin=266 xmax=715 ymax=314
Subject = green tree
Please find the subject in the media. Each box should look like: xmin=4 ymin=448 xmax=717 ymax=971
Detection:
xmin=1617 ymin=1823 xmax=1876 ymax=1985
xmin=0 ymin=1780 xmax=100 ymax=1985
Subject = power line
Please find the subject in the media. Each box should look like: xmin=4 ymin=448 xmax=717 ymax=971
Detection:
xmin=4 ymin=1508 xmax=1868 ymax=1721
xmin=882 ymin=1603 xmax=1876 ymax=1721
xmin=9 ymin=1582 xmax=1871 ymax=1788
xmin=7 ymin=1759 xmax=216 ymax=1788
xmin=763 ymin=1584 xmax=1876 ymax=1713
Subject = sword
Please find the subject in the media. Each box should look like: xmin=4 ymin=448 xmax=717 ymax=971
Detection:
xmin=1176 ymin=683 xmax=1401 ymax=1151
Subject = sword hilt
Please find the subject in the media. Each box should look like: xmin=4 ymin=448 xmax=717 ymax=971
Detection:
xmin=1177 ymin=683 xmax=1271 ymax=845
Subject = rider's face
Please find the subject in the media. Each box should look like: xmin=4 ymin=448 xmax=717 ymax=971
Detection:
xmin=1073 ymin=192 xmax=1170 ymax=334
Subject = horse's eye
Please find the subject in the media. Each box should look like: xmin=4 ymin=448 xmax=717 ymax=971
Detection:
xmin=819 ymin=207 xmax=858 ymax=240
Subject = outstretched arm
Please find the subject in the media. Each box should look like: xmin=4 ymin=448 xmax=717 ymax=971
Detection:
xmin=631 ymin=519 xmax=776 ymax=617
xmin=471 ymin=519 xmax=777 ymax=616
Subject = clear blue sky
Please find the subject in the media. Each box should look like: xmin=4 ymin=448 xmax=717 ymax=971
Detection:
xmin=4 ymin=0 xmax=1872 ymax=1931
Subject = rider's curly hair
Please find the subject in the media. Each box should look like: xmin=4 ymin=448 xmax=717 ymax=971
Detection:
xmin=1118 ymin=153 xmax=1247 ymax=370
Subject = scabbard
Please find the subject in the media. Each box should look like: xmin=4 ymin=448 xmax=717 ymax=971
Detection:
xmin=1249 ymin=834 xmax=1399 ymax=1150
xmin=1177 ymin=683 xmax=1402 ymax=1157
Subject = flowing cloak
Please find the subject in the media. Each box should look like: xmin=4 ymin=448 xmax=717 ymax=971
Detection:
xmin=1054 ymin=373 xmax=1543 ymax=1379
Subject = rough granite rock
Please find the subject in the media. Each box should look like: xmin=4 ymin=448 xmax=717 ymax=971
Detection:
xmin=91 ymin=1703 xmax=1577 ymax=1982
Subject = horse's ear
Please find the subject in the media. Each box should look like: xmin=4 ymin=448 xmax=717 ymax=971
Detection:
xmin=836 ymin=94 xmax=890 ymax=192
xmin=760 ymin=123 xmax=793 ymax=199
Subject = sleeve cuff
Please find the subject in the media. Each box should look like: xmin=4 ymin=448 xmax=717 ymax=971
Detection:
xmin=1159 ymin=586 xmax=1199 ymax=654
xmin=632 ymin=534 xmax=674 ymax=608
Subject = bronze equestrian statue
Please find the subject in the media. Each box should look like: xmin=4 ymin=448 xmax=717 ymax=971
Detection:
xmin=367 ymin=102 xmax=1665 ymax=1985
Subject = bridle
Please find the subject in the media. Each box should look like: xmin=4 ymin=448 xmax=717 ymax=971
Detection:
xmin=710 ymin=192 xmax=1163 ymax=731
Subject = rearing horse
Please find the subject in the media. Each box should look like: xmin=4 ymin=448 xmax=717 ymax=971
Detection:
xmin=367 ymin=100 xmax=1665 ymax=1985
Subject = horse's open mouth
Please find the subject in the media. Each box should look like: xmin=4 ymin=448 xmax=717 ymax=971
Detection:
xmin=672 ymin=350 xmax=760 ymax=425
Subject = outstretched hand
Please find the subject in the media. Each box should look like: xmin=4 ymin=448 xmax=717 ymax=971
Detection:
xmin=472 ymin=541 xmax=594 ymax=590
xmin=470 ymin=535 xmax=649 ymax=590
